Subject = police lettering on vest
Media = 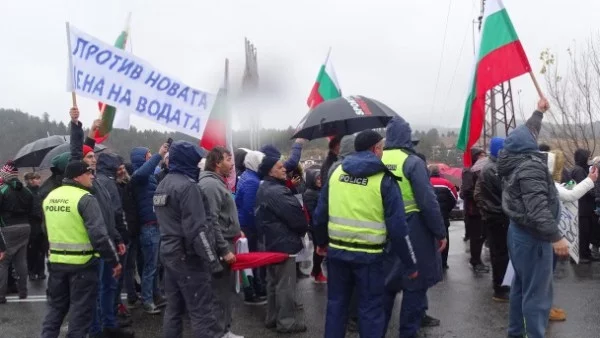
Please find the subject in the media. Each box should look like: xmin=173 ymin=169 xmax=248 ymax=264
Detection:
xmin=382 ymin=149 xmax=421 ymax=214
xmin=338 ymin=174 xmax=368 ymax=186
xmin=45 ymin=205 xmax=71 ymax=212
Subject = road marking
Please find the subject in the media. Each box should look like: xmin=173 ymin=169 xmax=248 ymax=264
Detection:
xmin=4 ymin=294 xmax=130 ymax=303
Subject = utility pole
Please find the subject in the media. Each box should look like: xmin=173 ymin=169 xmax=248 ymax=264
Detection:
xmin=242 ymin=38 xmax=260 ymax=149
xmin=478 ymin=0 xmax=516 ymax=150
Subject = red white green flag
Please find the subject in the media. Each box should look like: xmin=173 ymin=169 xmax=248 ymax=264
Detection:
xmin=306 ymin=49 xmax=342 ymax=109
xmin=200 ymin=87 xmax=236 ymax=191
xmin=94 ymin=14 xmax=131 ymax=144
xmin=457 ymin=0 xmax=531 ymax=166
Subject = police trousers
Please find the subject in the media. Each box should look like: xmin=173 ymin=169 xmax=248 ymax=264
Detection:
xmin=325 ymin=258 xmax=385 ymax=338
xmin=41 ymin=262 xmax=99 ymax=338
xmin=162 ymin=256 xmax=219 ymax=338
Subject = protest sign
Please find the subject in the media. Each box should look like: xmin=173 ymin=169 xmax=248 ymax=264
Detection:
xmin=558 ymin=201 xmax=579 ymax=264
xmin=66 ymin=23 xmax=216 ymax=138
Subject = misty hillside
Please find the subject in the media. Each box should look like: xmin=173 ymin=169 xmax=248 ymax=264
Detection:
xmin=0 ymin=109 xmax=330 ymax=165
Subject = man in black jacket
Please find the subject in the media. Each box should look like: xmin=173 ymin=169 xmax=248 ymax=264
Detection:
xmin=429 ymin=166 xmax=457 ymax=269
xmin=25 ymin=172 xmax=46 ymax=281
xmin=572 ymin=148 xmax=597 ymax=263
xmin=461 ymin=148 xmax=490 ymax=273
xmin=256 ymin=151 xmax=308 ymax=333
xmin=154 ymin=141 xmax=221 ymax=338
xmin=117 ymin=163 xmax=141 ymax=309
xmin=303 ymin=167 xmax=325 ymax=283
xmin=474 ymin=137 xmax=510 ymax=302
xmin=0 ymin=161 xmax=39 ymax=303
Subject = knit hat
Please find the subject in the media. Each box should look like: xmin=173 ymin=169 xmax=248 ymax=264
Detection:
xmin=0 ymin=160 xmax=18 ymax=182
xmin=489 ymin=137 xmax=505 ymax=159
xmin=259 ymin=144 xmax=282 ymax=159
xmin=354 ymin=130 xmax=383 ymax=152
xmin=258 ymin=156 xmax=280 ymax=178
xmin=65 ymin=161 xmax=93 ymax=179
xmin=83 ymin=145 xmax=94 ymax=156
xmin=50 ymin=152 xmax=71 ymax=174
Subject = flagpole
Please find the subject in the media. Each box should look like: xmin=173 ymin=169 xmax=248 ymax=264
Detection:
xmin=65 ymin=22 xmax=77 ymax=107
xmin=529 ymin=71 xmax=544 ymax=99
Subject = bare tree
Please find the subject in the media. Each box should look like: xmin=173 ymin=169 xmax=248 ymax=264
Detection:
xmin=539 ymin=36 xmax=600 ymax=165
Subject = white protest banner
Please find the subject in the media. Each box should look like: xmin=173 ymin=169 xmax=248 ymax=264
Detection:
xmin=66 ymin=23 xmax=216 ymax=138
xmin=558 ymin=201 xmax=580 ymax=264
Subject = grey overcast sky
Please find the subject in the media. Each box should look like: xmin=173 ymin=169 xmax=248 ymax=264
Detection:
xmin=1 ymin=0 xmax=598 ymax=134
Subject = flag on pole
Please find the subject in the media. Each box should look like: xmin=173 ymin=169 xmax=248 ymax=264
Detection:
xmin=456 ymin=0 xmax=531 ymax=166
xmin=200 ymin=60 xmax=235 ymax=191
xmin=94 ymin=13 xmax=131 ymax=144
xmin=200 ymin=89 xmax=235 ymax=191
xmin=306 ymin=49 xmax=342 ymax=109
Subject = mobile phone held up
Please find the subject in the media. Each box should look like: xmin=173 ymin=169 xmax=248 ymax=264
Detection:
xmin=167 ymin=138 xmax=173 ymax=148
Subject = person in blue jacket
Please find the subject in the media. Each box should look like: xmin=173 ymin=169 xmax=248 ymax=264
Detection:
xmin=130 ymin=143 xmax=169 ymax=314
xmin=314 ymin=130 xmax=418 ymax=338
xmin=381 ymin=117 xmax=448 ymax=338
xmin=235 ymin=149 xmax=266 ymax=305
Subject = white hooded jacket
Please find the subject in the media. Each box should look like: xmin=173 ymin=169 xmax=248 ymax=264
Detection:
xmin=546 ymin=151 xmax=594 ymax=202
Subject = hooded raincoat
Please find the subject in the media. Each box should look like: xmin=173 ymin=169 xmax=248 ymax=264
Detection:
xmin=382 ymin=117 xmax=446 ymax=291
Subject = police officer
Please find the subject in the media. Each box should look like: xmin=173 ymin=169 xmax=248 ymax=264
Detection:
xmin=314 ymin=130 xmax=418 ymax=338
xmin=153 ymin=141 xmax=221 ymax=338
xmin=381 ymin=117 xmax=448 ymax=338
xmin=41 ymin=161 xmax=121 ymax=338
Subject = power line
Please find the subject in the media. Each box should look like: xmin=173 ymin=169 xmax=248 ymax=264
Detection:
xmin=429 ymin=0 xmax=454 ymax=117
xmin=441 ymin=20 xmax=471 ymax=111
xmin=441 ymin=0 xmax=478 ymax=111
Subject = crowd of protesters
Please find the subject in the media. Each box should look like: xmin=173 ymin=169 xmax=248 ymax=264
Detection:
xmin=0 ymin=99 xmax=594 ymax=338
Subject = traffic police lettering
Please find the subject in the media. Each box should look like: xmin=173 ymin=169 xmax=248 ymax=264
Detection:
xmin=338 ymin=174 xmax=368 ymax=186
xmin=45 ymin=198 xmax=71 ymax=212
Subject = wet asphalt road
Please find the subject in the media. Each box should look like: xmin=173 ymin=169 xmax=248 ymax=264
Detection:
xmin=2 ymin=221 xmax=600 ymax=338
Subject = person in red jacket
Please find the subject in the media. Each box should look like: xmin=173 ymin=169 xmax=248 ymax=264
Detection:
xmin=429 ymin=166 xmax=458 ymax=269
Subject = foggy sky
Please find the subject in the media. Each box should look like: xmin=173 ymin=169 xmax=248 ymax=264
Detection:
xmin=0 ymin=0 xmax=598 ymax=135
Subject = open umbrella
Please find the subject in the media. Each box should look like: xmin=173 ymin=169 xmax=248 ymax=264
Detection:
xmin=292 ymin=95 xmax=400 ymax=140
xmin=38 ymin=141 xmax=107 ymax=170
xmin=13 ymin=135 xmax=69 ymax=168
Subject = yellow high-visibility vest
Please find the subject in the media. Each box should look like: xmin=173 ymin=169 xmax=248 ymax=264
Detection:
xmin=43 ymin=185 xmax=98 ymax=265
xmin=327 ymin=166 xmax=386 ymax=254
xmin=382 ymin=149 xmax=420 ymax=214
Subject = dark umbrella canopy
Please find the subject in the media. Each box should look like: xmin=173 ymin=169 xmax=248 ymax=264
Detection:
xmin=38 ymin=141 xmax=107 ymax=169
xmin=292 ymin=95 xmax=400 ymax=140
xmin=13 ymin=135 xmax=69 ymax=168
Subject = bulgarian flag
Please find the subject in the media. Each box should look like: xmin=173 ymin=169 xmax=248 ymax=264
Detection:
xmin=457 ymin=0 xmax=531 ymax=166
xmin=94 ymin=14 xmax=131 ymax=144
xmin=200 ymin=88 xmax=236 ymax=191
xmin=306 ymin=49 xmax=342 ymax=109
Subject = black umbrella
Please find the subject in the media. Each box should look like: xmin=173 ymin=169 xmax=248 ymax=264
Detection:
xmin=292 ymin=95 xmax=400 ymax=140
xmin=38 ymin=141 xmax=107 ymax=170
xmin=13 ymin=135 xmax=69 ymax=168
